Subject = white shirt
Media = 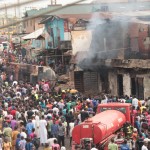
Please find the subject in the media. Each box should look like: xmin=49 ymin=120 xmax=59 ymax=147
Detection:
xmin=53 ymin=107 xmax=59 ymax=115
xmin=78 ymin=114 xmax=81 ymax=122
xmin=3 ymin=111 xmax=7 ymax=117
xmin=101 ymin=99 xmax=107 ymax=104
xmin=0 ymin=138 xmax=2 ymax=150
xmin=12 ymin=81 xmax=18 ymax=86
xmin=36 ymin=84 xmax=39 ymax=91
xmin=4 ymin=102 xmax=8 ymax=108
xmin=61 ymin=147 xmax=66 ymax=150
xmin=142 ymin=145 xmax=148 ymax=150
xmin=69 ymin=122 xmax=75 ymax=137
xmin=47 ymin=138 xmax=57 ymax=147
xmin=20 ymin=132 xmax=27 ymax=139
xmin=132 ymin=98 xmax=139 ymax=108
xmin=16 ymin=92 xmax=22 ymax=97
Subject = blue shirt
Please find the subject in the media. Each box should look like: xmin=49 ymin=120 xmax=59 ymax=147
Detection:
xmin=26 ymin=122 xmax=34 ymax=135
xmin=25 ymin=142 xmax=33 ymax=150
xmin=120 ymin=144 xmax=130 ymax=150
xmin=51 ymin=124 xmax=58 ymax=135
xmin=62 ymin=109 xmax=66 ymax=115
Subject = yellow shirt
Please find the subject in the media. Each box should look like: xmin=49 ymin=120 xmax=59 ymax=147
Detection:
xmin=12 ymin=130 xmax=20 ymax=145
xmin=140 ymin=106 xmax=146 ymax=113
xmin=35 ymin=94 xmax=38 ymax=100
xmin=108 ymin=142 xmax=118 ymax=150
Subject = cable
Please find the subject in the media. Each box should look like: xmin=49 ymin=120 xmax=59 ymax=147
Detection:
xmin=0 ymin=0 xmax=87 ymax=29
xmin=0 ymin=0 xmax=42 ymax=11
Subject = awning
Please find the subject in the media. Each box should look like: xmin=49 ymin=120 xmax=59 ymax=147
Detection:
xmin=22 ymin=28 xmax=45 ymax=40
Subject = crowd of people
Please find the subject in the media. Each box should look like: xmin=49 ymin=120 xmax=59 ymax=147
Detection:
xmin=0 ymin=69 xmax=149 ymax=150
xmin=107 ymin=96 xmax=150 ymax=150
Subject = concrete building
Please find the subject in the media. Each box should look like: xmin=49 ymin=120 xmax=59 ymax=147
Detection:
xmin=23 ymin=11 xmax=43 ymax=33
xmin=72 ymin=17 xmax=150 ymax=99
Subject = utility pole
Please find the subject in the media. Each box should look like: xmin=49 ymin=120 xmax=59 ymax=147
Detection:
xmin=18 ymin=0 xmax=21 ymax=18
xmin=4 ymin=4 xmax=8 ymax=24
xmin=5 ymin=3 xmax=10 ymax=40
xmin=14 ymin=4 xmax=16 ymax=18
xmin=17 ymin=0 xmax=20 ymax=35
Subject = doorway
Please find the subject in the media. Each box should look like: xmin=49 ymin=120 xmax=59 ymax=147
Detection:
xmin=137 ymin=78 xmax=144 ymax=99
xmin=131 ymin=78 xmax=136 ymax=96
xmin=131 ymin=77 xmax=144 ymax=99
xmin=117 ymin=74 xmax=123 ymax=97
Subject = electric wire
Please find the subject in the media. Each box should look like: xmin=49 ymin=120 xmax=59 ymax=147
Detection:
xmin=0 ymin=0 xmax=87 ymax=29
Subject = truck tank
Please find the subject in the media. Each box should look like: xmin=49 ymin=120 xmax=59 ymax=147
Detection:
xmin=72 ymin=110 xmax=126 ymax=144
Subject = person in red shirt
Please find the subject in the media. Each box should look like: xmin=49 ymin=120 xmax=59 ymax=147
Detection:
xmin=76 ymin=102 xmax=82 ymax=111
xmin=10 ymin=108 xmax=16 ymax=117
xmin=46 ymin=102 xmax=53 ymax=109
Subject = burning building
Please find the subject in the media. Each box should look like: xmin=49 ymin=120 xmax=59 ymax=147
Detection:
xmin=72 ymin=13 xmax=150 ymax=99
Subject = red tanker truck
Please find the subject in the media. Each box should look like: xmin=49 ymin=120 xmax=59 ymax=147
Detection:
xmin=72 ymin=103 xmax=133 ymax=150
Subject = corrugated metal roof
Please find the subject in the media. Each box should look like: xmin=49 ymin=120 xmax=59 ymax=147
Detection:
xmin=22 ymin=28 xmax=44 ymax=40
xmin=39 ymin=15 xmax=60 ymax=24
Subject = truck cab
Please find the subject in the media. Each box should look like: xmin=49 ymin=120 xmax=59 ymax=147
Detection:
xmin=97 ymin=103 xmax=133 ymax=124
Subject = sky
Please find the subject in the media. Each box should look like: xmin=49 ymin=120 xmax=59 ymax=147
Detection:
xmin=0 ymin=0 xmax=93 ymax=16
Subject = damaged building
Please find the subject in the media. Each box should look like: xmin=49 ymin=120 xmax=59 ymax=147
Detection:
xmin=72 ymin=15 xmax=150 ymax=99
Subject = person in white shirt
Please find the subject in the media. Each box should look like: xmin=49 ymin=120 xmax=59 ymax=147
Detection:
xmin=47 ymin=138 xmax=57 ymax=147
xmin=132 ymin=97 xmax=139 ymax=109
xmin=0 ymin=133 xmax=2 ymax=150
xmin=3 ymin=109 xmax=7 ymax=117
xmin=53 ymin=106 xmax=59 ymax=115
xmin=61 ymin=146 xmax=66 ymax=150
xmin=91 ymin=148 xmax=98 ymax=150
xmin=101 ymin=95 xmax=108 ymax=104
xmin=69 ymin=119 xmax=75 ymax=146
xmin=12 ymin=81 xmax=18 ymax=86
xmin=20 ymin=128 xmax=27 ymax=139
xmin=35 ymin=84 xmax=39 ymax=91
xmin=141 ymin=141 xmax=148 ymax=150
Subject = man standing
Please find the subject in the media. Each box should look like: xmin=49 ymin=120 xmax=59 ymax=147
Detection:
xmin=120 ymin=140 xmax=130 ymax=150
xmin=141 ymin=141 xmax=148 ymax=150
xmin=51 ymin=120 xmax=58 ymax=138
xmin=19 ymin=136 xmax=26 ymax=150
xmin=132 ymin=96 xmax=138 ymax=109
xmin=108 ymin=138 xmax=118 ymax=150
xmin=3 ymin=123 xmax=12 ymax=142
xmin=39 ymin=115 xmax=47 ymax=145
xmin=26 ymin=119 xmax=34 ymax=136
xmin=58 ymin=121 xmax=65 ymax=147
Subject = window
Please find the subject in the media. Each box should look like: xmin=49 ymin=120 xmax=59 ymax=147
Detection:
xmin=100 ymin=107 xmax=126 ymax=114
xmin=100 ymin=107 xmax=112 ymax=112
xmin=114 ymin=107 xmax=126 ymax=114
